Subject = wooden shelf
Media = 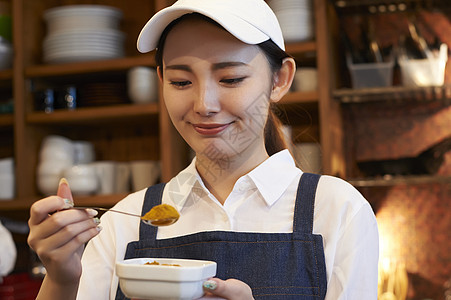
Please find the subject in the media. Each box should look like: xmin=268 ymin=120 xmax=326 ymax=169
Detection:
xmin=25 ymin=54 xmax=156 ymax=78
xmin=0 ymin=193 xmax=128 ymax=211
xmin=0 ymin=114 xmax=14 ymax=127
xmin=349 ymin=175 xmax=451 ymax=188
xmin=0 ymin=69 xmax=13 ymax=81
xmin=286 ymin=41 xmax=317 ymax=54
xmin=334 ymin=85 xmax=451 ymax=103
xmin=26 ymin=103 xmax=159 ymax=125
xmin=282 ymin=91 xmax=319 ymax=104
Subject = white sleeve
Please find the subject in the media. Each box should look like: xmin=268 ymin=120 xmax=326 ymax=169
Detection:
xmin=76 ymin=191 xmax=144 ymax=300
xmin=325 ymin=202 xmax=379 ymax=299
xmin=0 ymin=221 xmax=17 ymax=279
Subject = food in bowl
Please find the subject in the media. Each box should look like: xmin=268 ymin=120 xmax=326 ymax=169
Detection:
xmin=144 ymin=260 xmax=181 ymax=267
xmin=116 ymin=258 xmax=217 ymax=300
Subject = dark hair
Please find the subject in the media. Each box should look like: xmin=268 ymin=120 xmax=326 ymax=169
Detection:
xmin=155 ymin=13 xmax=291 ymax=156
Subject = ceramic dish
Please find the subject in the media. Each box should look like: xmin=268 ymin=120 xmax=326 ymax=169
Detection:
xmin=116 ymin=258 xmax=217 ymax=300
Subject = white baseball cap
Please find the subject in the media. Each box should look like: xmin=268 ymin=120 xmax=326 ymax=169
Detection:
xmin=137 ymin=0 xmax=285 ymax=53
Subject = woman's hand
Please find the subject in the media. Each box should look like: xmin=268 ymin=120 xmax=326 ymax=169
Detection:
xmin=202 ymin=278 xmax=254 ymax=300
xmin=27 ymin=178 xmax=101 ymax=296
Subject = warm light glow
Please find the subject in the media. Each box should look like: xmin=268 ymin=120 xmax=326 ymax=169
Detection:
xmin=376 ymin=214 xmax=408 ymax=300
xmin=377 ymin=214 xmax=399 ymax=261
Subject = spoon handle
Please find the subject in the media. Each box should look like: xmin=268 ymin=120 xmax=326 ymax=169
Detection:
xmin=72 ymin=206 xmax=142 ymax=218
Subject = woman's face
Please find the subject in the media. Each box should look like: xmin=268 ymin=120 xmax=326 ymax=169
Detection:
xmin=160 ymin=17 xmax=274 ymax=164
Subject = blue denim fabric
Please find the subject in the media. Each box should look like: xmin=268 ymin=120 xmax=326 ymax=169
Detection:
xmin=116 ymin=173 xmax=327 ymax=299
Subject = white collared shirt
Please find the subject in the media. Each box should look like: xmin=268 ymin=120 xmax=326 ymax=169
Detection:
xmin=77 ymin=150 xmax=379 ymax=300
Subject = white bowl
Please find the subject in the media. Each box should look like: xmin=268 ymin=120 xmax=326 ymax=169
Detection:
xmin=127 ymin=67 xmax=159 ymax=104
xmin=37 ymin=160 xmax=71 ymax=177
xmin=73 ymin=141 xmax=95 ymax=164
xmin=0 ymin=174 xmax=15 ymax=200
xmin=41 ymin=135 xmax=73 ymax=150
xmin=293 ymin=68 xmax=318 ymax=92
xmin=0 ymin=38 xmax=13 ymax=70
xmin=63 ymin=164 xmax=98 ymax=195
xmin=116 ymin=258 xmax=217 ymax=300
xmin=39 ymin=147 xmax=75 ymax=164
xmin=0 ymin=157 xmax=14 ymax=174
xmin=37 ymin=173 xmax=61 ymax=195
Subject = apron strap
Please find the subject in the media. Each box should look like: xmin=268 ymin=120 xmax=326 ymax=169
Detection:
xmin=293 ymin=173 xmax=321 ymax=235
xmin=139 ymin=183 xmax=166 ymax=240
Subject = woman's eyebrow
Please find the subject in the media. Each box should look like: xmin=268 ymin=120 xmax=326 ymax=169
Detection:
xmin=165 ymin=64 xmax=192 ymax=72
xmin=211 ymin=61 xmax=248 ymax=71
xmin=164 ymin=61 xmax=248 ymax=73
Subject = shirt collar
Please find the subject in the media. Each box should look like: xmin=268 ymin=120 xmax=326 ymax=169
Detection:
xmin=166 ymin=149 xmax=301 ymax=210
xmin=246 ymin=149 xmax=301 ymax=206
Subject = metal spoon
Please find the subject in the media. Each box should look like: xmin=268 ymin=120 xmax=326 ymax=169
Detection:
xmin=72 ymin=204 xmax=179 ymax=226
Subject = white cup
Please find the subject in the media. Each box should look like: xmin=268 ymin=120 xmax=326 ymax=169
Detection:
xmin=41 ymin=135 xmax=74 ymax=151
xmin=293 ymin=68 xmax=318 ymax=92
xmin=0 ymin=157 xmax=14 ymax=175
xmin=37 ymin=174 xmax=61 ymax=196
xmin=115 ymin=162 xmax=131 ymax=194
xmin=93 ymin=161 xmax=117 ymax=195
xmin=0 ymin=174 xmax=14 ymax=200
xmin=130 ymin=160 xmax=160 ymax=192
xmin=73 ymin=141 xmax=95 ymax=164
xmin=63 ymin=164 xmax=98 ymax=196
xmin=40 ymin=135 xmax=75 ymax=164
xmin=293 ymin=143 xmax=322 ymax=174
xmin=127 ymin=66 xmax=159 ymax=104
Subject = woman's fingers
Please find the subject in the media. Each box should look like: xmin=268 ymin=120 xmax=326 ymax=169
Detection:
xmin=37 ymin=214 xmax=99 ymax=252
xmin=29 ymin=196 xmax=68 ymax=226
xmin=203 ymin=278 xmax=254 ymax=300
xmin=56 ymin=178 xmax=73 ymax=204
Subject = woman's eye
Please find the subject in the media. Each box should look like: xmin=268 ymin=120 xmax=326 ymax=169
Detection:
xmin=220 ymin=77 xmax=246 ymax=85
xmin=169 ymin=80 xmax=191 ymax=87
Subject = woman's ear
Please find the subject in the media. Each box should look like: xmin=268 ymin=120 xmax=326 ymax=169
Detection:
xmin=270 ymin=57 xmax=296 ymax=103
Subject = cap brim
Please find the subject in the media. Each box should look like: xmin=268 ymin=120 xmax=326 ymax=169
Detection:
xmin=137 ymin=5 xmax=272 ymax=53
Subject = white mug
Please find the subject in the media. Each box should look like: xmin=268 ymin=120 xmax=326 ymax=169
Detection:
xmin=63 ymin=164 xmax=98 ymax=196
xmin=293 ymin=68 xmax=318 ymax=92
xmin=92 ymin=161 xmax=117 ymax=195
xmin=0 ymin=173 xmax=14 ymax=200
xmin=73 ymin=141 xmax=95 ymax=164
xmin=115 ymin=162 xmax=131 ymax=194
xmin=127 ymin=67 xmax=159 ymax=104
xmin=130 ymin=160 xmax=160 ymax=192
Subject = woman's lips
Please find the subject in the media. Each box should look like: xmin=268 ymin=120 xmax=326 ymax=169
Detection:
xmin=192 ymin=123 xmax=231 ymax=135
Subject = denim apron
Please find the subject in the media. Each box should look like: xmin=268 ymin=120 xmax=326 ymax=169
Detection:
xmin=116 ymin=173 xmax=327 ymax=299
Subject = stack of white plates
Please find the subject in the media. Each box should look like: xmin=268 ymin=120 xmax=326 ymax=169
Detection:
xmin=268 ymin=0 xmax=314 ymax=43
xmin=42 ymin=5 xmax=125 ymax=64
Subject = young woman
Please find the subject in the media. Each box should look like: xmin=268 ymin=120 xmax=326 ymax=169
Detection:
xmin=27 ymin=0 xmax=379 ymax=299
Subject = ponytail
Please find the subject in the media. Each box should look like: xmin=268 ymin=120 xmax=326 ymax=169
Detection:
xmin=264 ymin=104 xmax=289 ymax=156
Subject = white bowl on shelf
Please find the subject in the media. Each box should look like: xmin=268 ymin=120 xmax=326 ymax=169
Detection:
xmin=44 ymin=5 xmax=123 ymax=34
xmin=63 ymin=164 xmax=98 ymax=195
xmin=0 ymin=173 xmax=14 ymax=200
xmin=0 ymin=37 xmax=13 ymax=70
xmin=37 ymin=173 xmax=61 ymax=196
xmin=116 ymin=258 xmax=217 ymax=300
xmin=127 ymin=67 xmax=159 ymax=104
xmin=0 ymin=157 xmax=14 ymax=175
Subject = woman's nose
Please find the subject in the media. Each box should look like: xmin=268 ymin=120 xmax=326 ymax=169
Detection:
xmin=194 ymin=83 xmax=220 ymax=117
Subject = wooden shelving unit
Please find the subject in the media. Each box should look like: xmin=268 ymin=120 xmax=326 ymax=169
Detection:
xmin=26 ymin=103 xmax=159 ymax=125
